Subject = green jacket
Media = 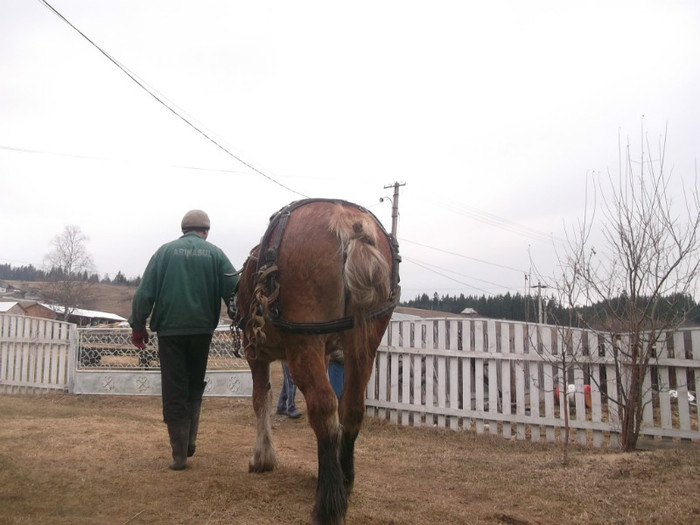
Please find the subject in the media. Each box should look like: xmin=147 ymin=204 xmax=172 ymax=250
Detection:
xmin=129 ymin=232 xmax=238 ymax=336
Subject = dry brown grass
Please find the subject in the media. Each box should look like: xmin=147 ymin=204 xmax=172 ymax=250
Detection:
xmin=2 ymin=363 xmax=700 ymax=525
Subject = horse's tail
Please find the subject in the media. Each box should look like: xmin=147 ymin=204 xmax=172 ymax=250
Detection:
xmin=329 ymin=205 xmax=392 ymax=349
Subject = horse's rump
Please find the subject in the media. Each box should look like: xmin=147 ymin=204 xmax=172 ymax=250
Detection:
xmin=238 ymin=199 xmax=399 ymax=352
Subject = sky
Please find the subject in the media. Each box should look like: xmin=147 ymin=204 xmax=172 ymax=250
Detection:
xmin=2 ymin=0 xmax=700 ymax=302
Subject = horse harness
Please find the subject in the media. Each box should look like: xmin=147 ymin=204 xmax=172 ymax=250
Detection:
xmin=233 ymin=198 xmax=401 ymax=337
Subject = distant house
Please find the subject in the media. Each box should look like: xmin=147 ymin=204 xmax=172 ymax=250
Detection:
xmin=0 ymin=301 xmax=25 ymax=316
xmin=0 ymin=301 xmax=59 ymax=319
xmin=460 ymin=307 xmax=479 ymax=317
xmin=0 ymin=281 xmax=19 ymax=297
xmin=0 ymin=281 xmax=40 ymax=301
xmin=22 ymin=302 xmax=58 ymax=319
xmin=40 ymin=304 xmax=126 ymax=327
xmin=0 ymin=300 xmax=125 ymax=326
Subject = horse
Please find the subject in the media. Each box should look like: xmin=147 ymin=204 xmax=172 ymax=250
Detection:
xmin=233 ymin=198 xmax=400 ymax=525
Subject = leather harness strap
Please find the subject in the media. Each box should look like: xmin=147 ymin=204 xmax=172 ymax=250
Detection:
xmin=271 ymin=296 xmax=400 ymax=335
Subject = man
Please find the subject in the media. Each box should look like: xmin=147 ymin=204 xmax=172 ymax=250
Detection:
xmin=129 ymin=209 xmax=237 ymax=470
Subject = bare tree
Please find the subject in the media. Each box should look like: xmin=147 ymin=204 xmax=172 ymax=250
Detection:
xmin=44 ymin=225 xmax=95 ymax=322
xmin=524 ymin=317 xmax=588 ymax=464
xmin=551 ymin=128 xmax=700 ymax=451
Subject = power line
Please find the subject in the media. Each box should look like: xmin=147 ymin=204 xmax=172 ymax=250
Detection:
xmin=423 ymin=190 xmax=560 ymax=243
xmin=399 ymin=238 xmax=526 ymax=274
xmin=403 ymin=257 xmax=493 ymax=295
xmin=402 ymin=255 xmax=516 ymax=294
xmin=0 ymin=144 xmax=251 ymax=175
xmin=37 ymin=0 xmax=307 ymax=198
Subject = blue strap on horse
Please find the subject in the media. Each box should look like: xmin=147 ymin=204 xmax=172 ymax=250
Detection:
xmin=248 ymin=198 xmax=401 ymax=335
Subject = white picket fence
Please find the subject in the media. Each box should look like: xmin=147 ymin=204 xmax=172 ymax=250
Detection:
xmin=0 ymin=314 xmax=76 ymax=393
xmin=366 ymin=317 xmax=700 ymax=447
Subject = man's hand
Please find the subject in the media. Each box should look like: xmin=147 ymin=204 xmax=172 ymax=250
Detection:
xmin=131 ymin=328 xmax=150 ymax=349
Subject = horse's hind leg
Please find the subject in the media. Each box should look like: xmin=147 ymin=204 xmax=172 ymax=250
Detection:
xmin=248 ymin=359 xmax=277 ymax=473
xmin=288 ymin=343 xmax=346 ymax=525
xmin=337 ymin=326 xmax=384 ymax=493
xmin=337 ymin=358 xmax=364 ymax=493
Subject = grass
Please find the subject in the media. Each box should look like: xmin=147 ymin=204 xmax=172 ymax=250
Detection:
xmin=1 ymin=378 xmax=699 ymax=524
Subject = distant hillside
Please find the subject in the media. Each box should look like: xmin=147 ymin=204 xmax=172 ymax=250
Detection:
xmin=6 ymin=281 xmax=136 ymax=318
xmin=393 ymin=306 xmax=467 ymax=318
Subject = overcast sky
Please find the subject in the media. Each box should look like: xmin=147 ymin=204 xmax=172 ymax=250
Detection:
xmin=2 ymin=1 xmax=699 ymax=301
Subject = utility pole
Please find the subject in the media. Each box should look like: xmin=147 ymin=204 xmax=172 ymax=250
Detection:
xmin=524 ymin=273 xmax=530 ymax=321
xmin=532 ymin=281 xmax=548 ymax=324
xmin=382 ymin=182 xmax=405 ymax=237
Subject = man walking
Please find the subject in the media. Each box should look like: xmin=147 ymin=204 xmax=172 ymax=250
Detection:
xmin=129 ymin=210 xmax=237 ymax=470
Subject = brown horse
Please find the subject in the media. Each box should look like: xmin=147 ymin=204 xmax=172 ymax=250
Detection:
xmin=234 ymin=199 xmax=400 ymax=525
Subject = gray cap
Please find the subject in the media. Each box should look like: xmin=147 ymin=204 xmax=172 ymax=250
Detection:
xmin=181 ymin=209 xmax=211 ymax=231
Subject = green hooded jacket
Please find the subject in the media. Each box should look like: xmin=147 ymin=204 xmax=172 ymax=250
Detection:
xmin=128 ymin=232 xmax=238 ymax=336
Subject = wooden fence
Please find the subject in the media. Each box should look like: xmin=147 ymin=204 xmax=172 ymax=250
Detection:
xmin=366 ymin=317 xmax=700 ymax=447
xmin=0 ymin=314 xmax=76 ymax=393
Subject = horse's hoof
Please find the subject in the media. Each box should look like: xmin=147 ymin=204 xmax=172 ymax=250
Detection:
xmin=249 ymin=463 xmax=271 ymax=473
xmin=249 ymin=458 xmax=275 ymax=473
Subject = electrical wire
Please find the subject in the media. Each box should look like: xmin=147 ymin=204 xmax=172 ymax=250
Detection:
xmin=399 ymin=238 xmax=525 ymax=274
xmin=422 ymin=190 xmax=559 ymax=242
xmin=36 ymin=0 xmax=308 ymax=198
xmin=402 ymin=255 xmax=517 ymax=294
xmin=0 ymin=144 xmax=252 ymax=175
xmin=402 ymin=257 xmax=493 ymax=295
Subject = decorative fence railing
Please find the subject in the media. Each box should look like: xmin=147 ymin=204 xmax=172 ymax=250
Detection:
xmin=72 ymin=325 xmax=251 ymax=396
xmin=77 ymin=326 xmax=246 ymax=370
xmin=366 ymin=317 xmax=700 ymax=447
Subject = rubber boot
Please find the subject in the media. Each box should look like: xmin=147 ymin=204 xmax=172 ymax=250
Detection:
xmin=167 ymin=419 xmax=190 ymax=470
xmin=286 ymin=382 xmax=302 ymax=419
xmin=187 ymin=399 xmax=202 ymax=457
xmin=187 ymin=383 xmax=206 ymax=457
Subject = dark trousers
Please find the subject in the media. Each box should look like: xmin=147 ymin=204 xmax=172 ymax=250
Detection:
xmin=157 ymin=334 xmax=212 ymax=423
